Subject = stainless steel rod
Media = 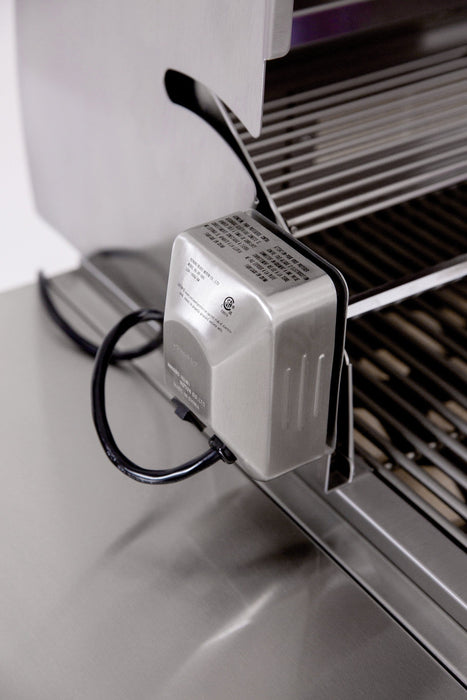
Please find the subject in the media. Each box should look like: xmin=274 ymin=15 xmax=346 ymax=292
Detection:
xmin=410 ymin=198 xmax=467 ymax=248
xmin=356 ymin=316 xmax=467 ymax=409
xmin=354 ymin=362 xmax=467 ymax=485
xmin=249 ymin=67 xmax=467 ymax=142
xmin=347 ymin=327 xmax=467 ymax=436
xmin=273 ymin=135 xmax=467 ymax=202
xmin=256 ymin=101 xmax=467 ymax=172
xmin=397 ymin=200 xmax=466 ymax=255
xmin=292 ymin=190 xmax=461 ymax=235
xmin=348 ymin=258 xmax=467 ymax=319
xmin=261 ymin=57 xmax=467 ymax=126
xmin=359 ymin=215 xmax=438 ymax=268
xmin=353 ymin=388 xmax=467 ymax=520
xmin=249 ymin=84 xmax=467 ymax=155
xmin=266 ymin=126 xmax=467 ymax=191
xmin=261 ymin=46 xmax=465 ymax=113
xmin=385 ymin=208 xmax=456 ymax=260
xmin=288 ymin=170 xmax=467 ymax=234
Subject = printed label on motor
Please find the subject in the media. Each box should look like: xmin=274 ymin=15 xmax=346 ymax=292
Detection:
xmin=201 ymin=214 xmax=314 ymax=293
xmin=167 ymin=360 xmax=206 ymax=413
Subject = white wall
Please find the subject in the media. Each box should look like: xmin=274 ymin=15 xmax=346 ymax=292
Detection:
xmin=0 ymin=0 xmax=79 ymax=293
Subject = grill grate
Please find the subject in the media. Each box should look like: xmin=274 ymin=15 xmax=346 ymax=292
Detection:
xmin=348 ymin=281 xmax=467 ymax=549
xmin=304 ymin=183 xmax=467 ymax=294
xmin=307 ymin=187 xmax=467 ymax=549
xmin=228 ymin=35 xmax=467 ymax=547
xmin=231 ymin=46 xmax=467 ymax=235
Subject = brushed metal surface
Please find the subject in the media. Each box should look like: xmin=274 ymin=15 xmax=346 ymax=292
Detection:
xmin=164 ymin=212 xmax=337 ymax=479
xmin=0 ymin=282 xmax=465 ymax=699
xmin=259 ymin=466 xmax=467 ymax=686
xmin=16 ymin=0 xmax=293 ymax=255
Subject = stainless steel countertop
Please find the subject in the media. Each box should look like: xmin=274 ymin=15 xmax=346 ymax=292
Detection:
xmin=0 ymin=283 xmax=464 ymax=699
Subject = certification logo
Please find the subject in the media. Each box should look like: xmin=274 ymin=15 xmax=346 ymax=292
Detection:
xmin=223 ymin=296 xmax=235 ymax=312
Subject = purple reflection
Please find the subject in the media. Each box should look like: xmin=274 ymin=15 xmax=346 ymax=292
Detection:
xmin=291 ymin=2 xmax=374 ymax=46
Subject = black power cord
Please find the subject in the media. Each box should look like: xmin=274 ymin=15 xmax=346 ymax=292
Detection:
xmin=39 ymin=273 xmax=236 ymax=482
xmin=39 ymin=271 xmax=163 ymax=362
xmin=92 ymin=308 xmax=236 ymax=484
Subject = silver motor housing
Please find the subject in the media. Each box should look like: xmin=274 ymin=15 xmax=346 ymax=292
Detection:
xmin=164 ymin=211 xmax=347 ymax=481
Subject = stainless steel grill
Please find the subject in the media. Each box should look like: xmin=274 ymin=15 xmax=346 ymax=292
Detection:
xmin=230 ymin=45 xmax=467 ymax=235
xmin=11 ymin=1 xmax=467 ymax=694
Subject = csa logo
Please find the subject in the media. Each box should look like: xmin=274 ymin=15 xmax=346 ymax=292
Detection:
xmin=223 ymin=296 xmax=235 ymax=312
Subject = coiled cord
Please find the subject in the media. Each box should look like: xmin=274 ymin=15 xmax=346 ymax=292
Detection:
xmin=91 ymin=309 xmax=236 ymax=484
xmin=39 ymin=272 xmax=236 ymax=483
xmin=39 ymin=271 xmax=163 ymax=362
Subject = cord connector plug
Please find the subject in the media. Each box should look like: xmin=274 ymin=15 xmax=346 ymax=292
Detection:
xmin=172 ymin=398 xmax=205 ymax=432
xmin=208 ymin=436 xmax=236 ymax=464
